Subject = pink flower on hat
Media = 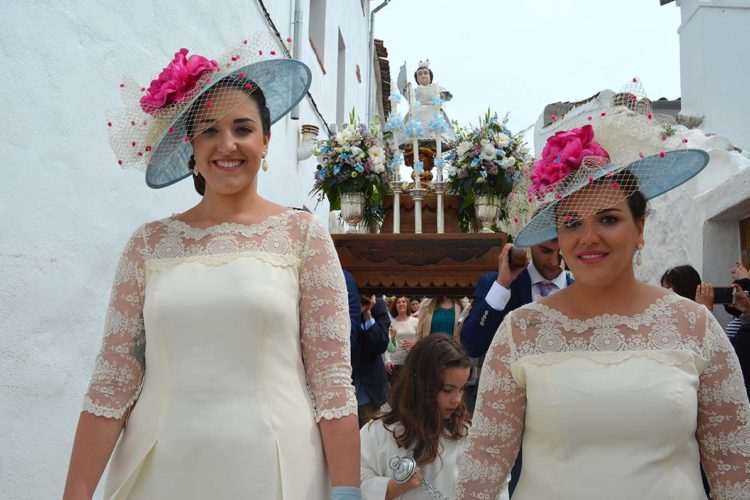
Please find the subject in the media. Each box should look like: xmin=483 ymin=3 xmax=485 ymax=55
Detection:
xmin=139 ymin=49 xmax=218 ymax=114
xmin=529 ymin=125 xmax=609 ymax=195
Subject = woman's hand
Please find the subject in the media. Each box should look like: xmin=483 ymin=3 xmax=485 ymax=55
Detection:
xmin=386 ymin=467 xmax=422 ymax=499
xmin=733 ymin=284 xmax=749 ymax=313
xmin=696 ymin=283 xmax=715 ymax=309
xmin=385 ymin=361 xmax=394 ymax=375
xmin=401 ymin=339 xmax=416 ymax=350
xmin=389 ymin=325 xmax=397 ymax=339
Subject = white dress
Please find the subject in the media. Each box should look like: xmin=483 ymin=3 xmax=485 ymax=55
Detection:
xmin=360 ymin=419 xmax=508 ymax=500
xmin=455 ymin=295 xmax=750 ymax=500
xmin=385 ymin=316 xmax=418 ymax=366
xmin=83 ymin=210 xmax=358 ymax=499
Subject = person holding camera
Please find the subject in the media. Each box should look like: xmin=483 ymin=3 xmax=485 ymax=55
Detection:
xmin=352 ymin=295 xmax=391 ymax=428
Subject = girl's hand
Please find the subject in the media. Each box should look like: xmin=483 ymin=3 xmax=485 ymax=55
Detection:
xmin=696 ymin=283 xmax=714 ymax=309
xmin=386 ymin=467 xmax=423 ymax=499
xmin=385 ymin=361 xmax=394 ymax=375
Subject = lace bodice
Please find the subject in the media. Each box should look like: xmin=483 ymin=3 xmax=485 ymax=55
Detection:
xmin=455 ymin=294 xmax=750 ymax=500
xmin=83 ymin=210 xmax=357 ymax=422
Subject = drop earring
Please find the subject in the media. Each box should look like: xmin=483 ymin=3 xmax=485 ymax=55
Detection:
xmin=635 ymin=244 xmax=643 ymax=266
xmin=262 ymin=154 xmax=269 ymax=172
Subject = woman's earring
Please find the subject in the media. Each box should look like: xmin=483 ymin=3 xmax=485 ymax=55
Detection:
xmin=635 ymin=244 xmax=643 ymax=266
xmin=262 ymin=154 xmax=269 ymax=172
xmin=189 ymin=155 xmax=199 ymax=176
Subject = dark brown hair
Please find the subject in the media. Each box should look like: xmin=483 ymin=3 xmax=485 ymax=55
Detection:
xmin=413 ymin=66 xmax=434 ymax=84
xmin=389 ymin=296 xmax=410 ymax=318
xmin=379 ymin=335 xmax=470 ymax=466
xmin=660 ymin=265 xmax=702 ymax=300
xmin=185 ymin=77 xmax=271 ymax=196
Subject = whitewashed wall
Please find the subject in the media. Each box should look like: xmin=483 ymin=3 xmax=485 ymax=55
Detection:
xmin=0 ymin=1 xmax=372 ymax=498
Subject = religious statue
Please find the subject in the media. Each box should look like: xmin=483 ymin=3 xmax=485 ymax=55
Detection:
xmin=397 ymin=59 xmax=456 ymax=148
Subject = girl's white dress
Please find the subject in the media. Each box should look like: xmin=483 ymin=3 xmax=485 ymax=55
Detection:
xmin=455 ymin=295 xmax=750 ymax=500
xmin=83 ymin=210 xmax=357 ymax=499
xmin=360 ymin=419 xmax=508 ymax=500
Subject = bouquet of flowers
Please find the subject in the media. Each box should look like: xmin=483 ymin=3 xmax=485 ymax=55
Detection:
xmin=311 ymin=110 xmax=393 ymax=230
xmin=445 ymin=109 xmax=532 ymax=231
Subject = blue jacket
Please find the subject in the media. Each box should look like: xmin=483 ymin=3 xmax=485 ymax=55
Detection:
xmin=462 ymin=270 xmax=573 ymax=358
xmin=343 ymin=270 xmax=360 ymax=350
xmin=351 ymin=298 xmax=390 ymax=408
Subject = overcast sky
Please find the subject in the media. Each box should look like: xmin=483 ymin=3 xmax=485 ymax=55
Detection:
xmin=374 ymin=0 xmax=682 ymax=149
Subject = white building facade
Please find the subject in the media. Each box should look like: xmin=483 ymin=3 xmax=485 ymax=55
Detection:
xmin=0 ymin=1 xmax=385 ymax=498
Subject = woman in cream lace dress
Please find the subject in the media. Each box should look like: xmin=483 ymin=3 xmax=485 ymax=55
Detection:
xmin=455 ymin=125 xmax=750 ymax=500
xmin=64 ymin=36 xmax=360 ymax=500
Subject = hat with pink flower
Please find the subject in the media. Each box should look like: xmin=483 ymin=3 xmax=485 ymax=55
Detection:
xmin=513 ymin=124 xmax=708 ymax=247
xmin=107 ymin=32 xmax=311 ymax=188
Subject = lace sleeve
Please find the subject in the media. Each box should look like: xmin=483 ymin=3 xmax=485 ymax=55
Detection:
xmin=298 ymin=215 xmax=358 ymax=422
xmin=82 ymin=226 xmax=147 ymax=419
xmin=455 ymin=315 xmax=525 ymax=499
xmin=697 ymin=312 xmax=750 ymax=499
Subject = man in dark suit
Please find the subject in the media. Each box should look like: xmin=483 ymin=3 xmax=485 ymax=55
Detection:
xmin=461 ymin=240 xmax=571 ymax=497
xmin=462 ymin=241 xmax=572 ymax=358
xmin=343 ymin=270 xmax=361 ymax=350
xmin=351 ymin=294 xmax=390 ymax=428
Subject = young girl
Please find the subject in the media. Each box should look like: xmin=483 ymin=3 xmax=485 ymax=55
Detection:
xmin=360 ymin=335 xmax=508 ymax=499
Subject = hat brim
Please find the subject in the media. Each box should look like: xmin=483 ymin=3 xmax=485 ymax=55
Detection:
xmin=513 ymin=149 xmax=709 ymax=248
xmin=145 ymin=59 xmax=312 ymax=188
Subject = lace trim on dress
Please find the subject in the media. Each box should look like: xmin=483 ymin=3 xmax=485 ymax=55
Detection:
xmin=145 ymin=250 xmax=299 ymax=272
xmin=315 ymin=402 xmax=359 ymax=422
xmin=160 ymin=209 xmax=296 ymax=240
xmin=527 ymin=293 xmax=681 ymax=332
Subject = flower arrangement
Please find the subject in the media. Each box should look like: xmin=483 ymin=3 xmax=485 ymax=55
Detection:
xmin=445 ymin=109 xmax=532 ymax=231
xmin=311 ymin=110 xmax=393 ymax=230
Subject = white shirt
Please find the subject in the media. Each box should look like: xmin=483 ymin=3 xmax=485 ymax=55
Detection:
xmin=360 ymin=419 xmax=508 ymax=500
xmin=485 ymin=261 xmax=569 ymax=312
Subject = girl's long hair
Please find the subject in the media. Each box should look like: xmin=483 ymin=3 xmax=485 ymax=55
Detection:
xmin=379 ymin=335 xmax=470 ymax=466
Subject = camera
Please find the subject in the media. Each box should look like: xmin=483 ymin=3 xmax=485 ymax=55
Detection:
xmin=713 ymin=286 xmax=735 ymax=304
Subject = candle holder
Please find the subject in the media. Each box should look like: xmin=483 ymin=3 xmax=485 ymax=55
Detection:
xmin=432 ymin=180 xmax=447 ymax=234
xmin=389 ymin=180 xmax=404 ymax=234
xmin=408 ymin=187 xmax=427 ymax=234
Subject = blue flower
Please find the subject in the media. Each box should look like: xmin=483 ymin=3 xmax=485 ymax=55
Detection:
xmin=414 ymin=160 xmax=424 ymax=174
xmin=434 ymin=158 xmax=445 ymax=168
xmin=431 ymin=96 xmax=445 ymax=106
xmin=386 ymin=112 xmax=404 ymax=132
xmin=471 ymin=158 xmax=480 ymax=168
xmin=355 ymin=163 xmax=365 ymax=174
xmin=333 ymin=165 xmax=341 ymax=175
xmin=390 ymin=92 xmax=402 ymax=103
xmin=339 ymin=153 xmax=352 ymax=161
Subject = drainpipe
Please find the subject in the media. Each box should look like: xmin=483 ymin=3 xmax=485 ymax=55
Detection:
xmin=366 ymin=0 xmax=391 ymax=123
xmin=290 ymin=0 xmax=303 ymax=119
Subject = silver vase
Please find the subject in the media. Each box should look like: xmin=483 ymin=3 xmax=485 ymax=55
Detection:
xmin=474 ymin=194 xmax=501 ymax=233
xmin=340 ymin=192 xmax=365 ymax=233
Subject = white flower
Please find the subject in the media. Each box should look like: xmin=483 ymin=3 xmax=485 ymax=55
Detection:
xmin=350 ymin=145 xmax=365 ymax=159
xmin=445 ymin=165 xmax=458 ymax=177
xmin=456 ymin=141 xmax=473 ymax=158
xmin=503 ymin=156 xmax=516 ymax=169
xmin=494 ymin=132 xmax=511 ymax=148
xmin=476 ymin=176 xmax=486 ymax=183
xmin=369 ymin=146 xmax=385 ymax=165
xmin=373 ymin=163 xmax=385 ymax=173
xmin=479 ymin=142 xmax=497 ymax=161
xmin=337 ymin=128 xmax=355 ymax=144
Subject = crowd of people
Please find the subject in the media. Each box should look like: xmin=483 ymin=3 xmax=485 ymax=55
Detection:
xmin=63 ymin=36 xmax=750 ymax=500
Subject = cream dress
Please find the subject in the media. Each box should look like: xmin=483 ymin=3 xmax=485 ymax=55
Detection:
xmin=83 ymin=210 xmax=358 ymax=499
xmin=455 ymin=295 xmax=750 ymax=500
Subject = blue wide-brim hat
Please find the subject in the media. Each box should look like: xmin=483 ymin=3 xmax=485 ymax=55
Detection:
xmin=514 ymin=148 xmax=709 ymax=248
xmin=108 ymin=33 xmax=311 ymax=188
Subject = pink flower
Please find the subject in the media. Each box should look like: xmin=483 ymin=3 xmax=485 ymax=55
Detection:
xmin=529 ymin=125 xmax=609 ymax=195
xmin=139 ymin=49 xmax=218 ymax=114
